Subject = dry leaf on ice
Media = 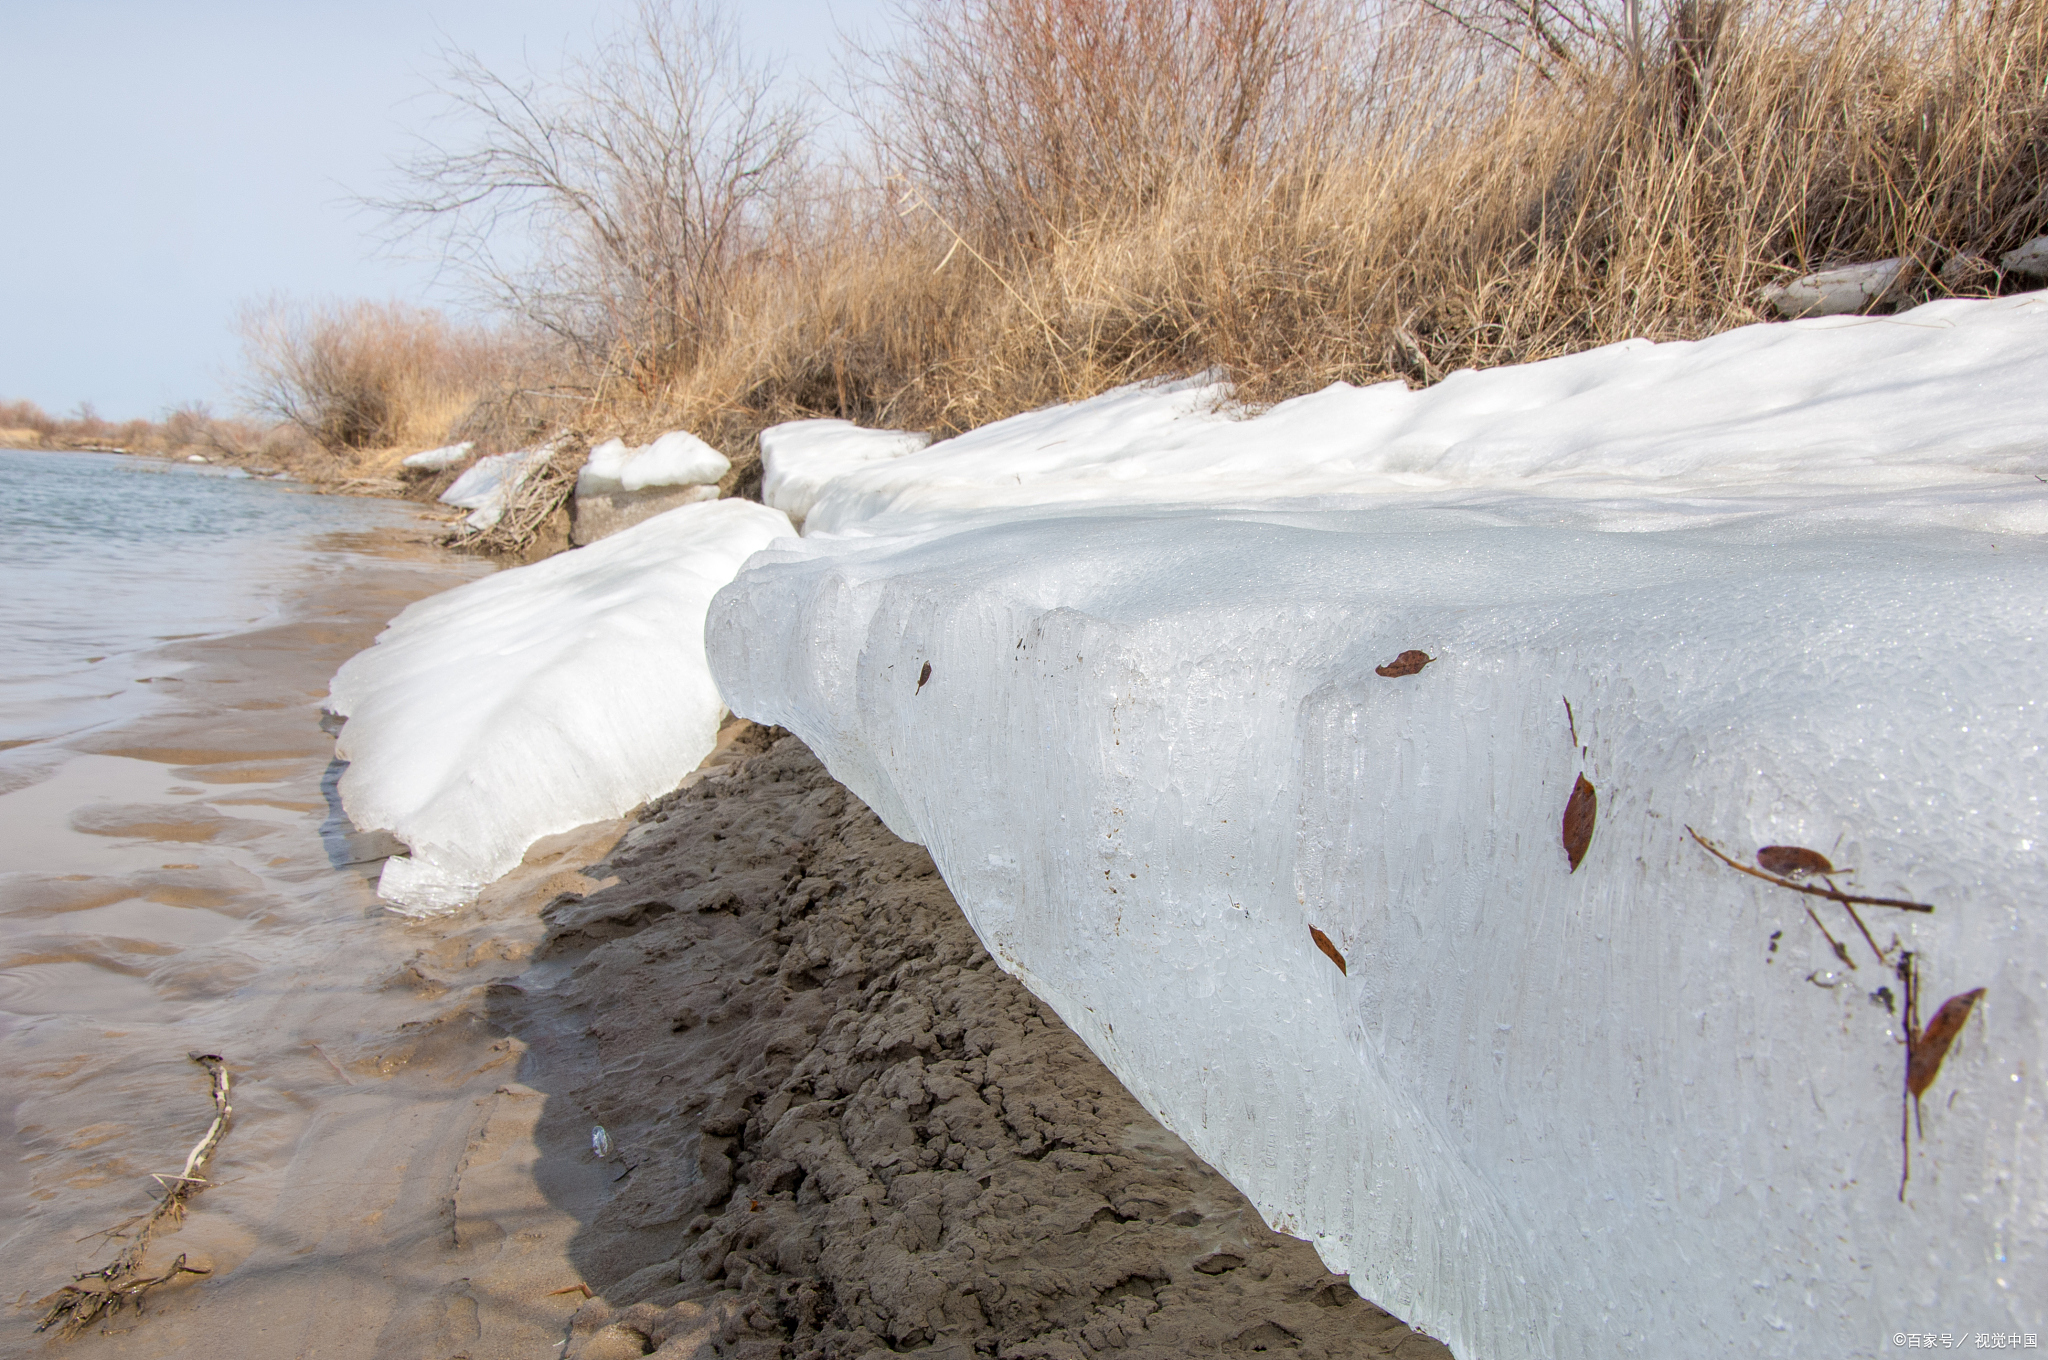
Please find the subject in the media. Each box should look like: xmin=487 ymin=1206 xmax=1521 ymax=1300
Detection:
xmin=1908 ymin=987 xmax=1985 ymax=1099
xmin=1757 ymin=845 xmax=1834 ymax=878
xmin=1562 ymin=775 xmax=1597 ymax=872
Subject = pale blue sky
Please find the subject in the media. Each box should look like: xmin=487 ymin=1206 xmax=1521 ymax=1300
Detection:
xmin=0 ymin=1 xmax=890 ymax=419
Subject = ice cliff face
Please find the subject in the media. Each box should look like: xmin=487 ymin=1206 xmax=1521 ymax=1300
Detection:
xmin=708 ymin=295 xmax=2048 ymax=1356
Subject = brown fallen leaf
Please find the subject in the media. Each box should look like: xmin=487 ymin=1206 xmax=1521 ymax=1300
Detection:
xmin=1309 ymin=926 xmax=1347 ymax=975
xmin=1687 ymin=828 xmax=1934 ymax=913
xmin=1562 ymin=775 xmax=1597 ymax=872
xmin=1375 ymin=650 xmax=1434 ymax=677
xmin=916 ymin=661 xmax=932 ymax=692
xmin=1908 ymin=987 xmax=1985 ymax=1098
xmin=1757 ymin=845 xmax=1834 ymax=878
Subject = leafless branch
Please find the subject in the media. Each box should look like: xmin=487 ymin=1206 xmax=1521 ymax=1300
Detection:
xmin=372 ymin=0 xmax=814 ymax=380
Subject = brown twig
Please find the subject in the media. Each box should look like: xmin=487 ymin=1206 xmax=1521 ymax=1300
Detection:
xmin=35 ymin=1054 xmax=233 ymax=1336
xmin=444 ymin=437 xmax=586 ymax=557
xmin=1686 ymin=828 xmax=1934 ymax=913
xmin=1831 ymin=885 xmax=1890 ymax=965
xmin=1900 ymin=953 xmax=1918 ymax=1200
xmin=1803 ymin=906 xmax=1855 ymax=970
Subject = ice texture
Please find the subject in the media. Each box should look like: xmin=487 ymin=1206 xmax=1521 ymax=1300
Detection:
xmin=439 ymin=442 xmax=558 ymax=531
xmin=402 ymin=441 xmax=474 ymax=471
xmin=760 ymin=418 xmax=930 ymax=528
xmin=707 ymin=294 xmax=2048 ymax=1356
xmin=329 ymin=498 xmax=793 ymax=912
xmin=578 ymin=430 xmax=731 ymax=497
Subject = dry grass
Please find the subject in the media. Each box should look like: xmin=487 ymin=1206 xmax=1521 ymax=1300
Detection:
xmin=345 ymin=0 xmax=2048 ymax=480
xmin=235 ymin=297 xmax=533 ymax=456
xmin=557 ymin=0 xmax=2047 ymax=474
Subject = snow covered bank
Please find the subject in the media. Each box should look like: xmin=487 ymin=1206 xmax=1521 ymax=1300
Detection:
xmin=402 ymin=440 xmax=474 ymax=472
xmin=329 ymin=498 xmax=793 ymax=912
xmin=792 ymin=295 xmax=2048 ymax=540
xmin=707 ymin=294 xmax=2048 ymax=1357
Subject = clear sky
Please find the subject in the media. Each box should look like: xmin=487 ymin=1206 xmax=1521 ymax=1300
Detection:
xmin=0 ymin=1 xmax=890 ymax=420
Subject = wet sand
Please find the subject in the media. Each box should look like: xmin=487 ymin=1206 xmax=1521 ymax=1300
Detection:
xmin=531 ymin=729 xmax=1452 ymax=1360
xmin=1 ymin=526 xmax=1450 ymax=1359
xmin=0 ymin=525 xmax=614 ymax=1358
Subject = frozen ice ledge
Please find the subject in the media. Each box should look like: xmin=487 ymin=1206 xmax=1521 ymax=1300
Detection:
xmin=707 ymin=295 xmax=2048 ymax=1357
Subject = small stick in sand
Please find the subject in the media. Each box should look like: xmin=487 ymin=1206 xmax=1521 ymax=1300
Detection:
xmin=34 ymin=1053 xmax=233 ymax=1337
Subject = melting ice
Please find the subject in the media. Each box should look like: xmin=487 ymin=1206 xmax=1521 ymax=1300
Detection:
xmin=708 ymin=294 xmax=2048 ymax=1356
xmin=323 ymin=293 xmax=2047 ymax=1351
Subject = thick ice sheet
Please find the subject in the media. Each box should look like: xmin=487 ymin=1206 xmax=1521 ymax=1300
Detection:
xmin=329 ymin=498 xmax=793 ymax=912
xmin=708 ymin=294 xmax=2048 ymax=1356
xmin=760 ymin=418 xmax=930 ymax=528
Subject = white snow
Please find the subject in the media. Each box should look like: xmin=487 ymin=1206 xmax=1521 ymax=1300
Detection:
xmin=577 ymin=437 xmax=632 ymax=494
xmin=577 ymin=429 xmax=731 ymax=497
xmin=439 ymin=442 xmax=558 ymax=531
xmin=707 ymin=292 xmax=2048 ymax=1357
xmin=402 ymin=441 xmax=474 ymax=471
xmin=760 ymin=418 xmax=930 ymax=527
xmin=328 ymin=497 xmax=794 ymax=913
xmin=787 ymin=295 xmax=2048 ymax=541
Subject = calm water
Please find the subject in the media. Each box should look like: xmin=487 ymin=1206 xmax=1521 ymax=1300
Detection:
xmin=0 ymin=449 xmax=422 ymax=752
xmin=0 ymin=452 xmax=501 ymax=1355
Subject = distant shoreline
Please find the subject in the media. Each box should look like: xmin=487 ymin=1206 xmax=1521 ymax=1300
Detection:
xmin=0 ymin=434 xmax=452 ymax=505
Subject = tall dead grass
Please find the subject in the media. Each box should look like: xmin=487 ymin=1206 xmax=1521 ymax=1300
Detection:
xmin=236 ymin=297 xmax=531 ymax=454
xmin=386 ymin=0 xmax=2048 ymax=460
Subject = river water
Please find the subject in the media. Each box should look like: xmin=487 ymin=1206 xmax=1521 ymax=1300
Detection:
xmin=0 ymin=451 xmax=408 ymax=770
xmin=0 ymin=451 xmax=621 ymax=1355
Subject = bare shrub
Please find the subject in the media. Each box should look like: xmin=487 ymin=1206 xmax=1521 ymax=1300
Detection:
xmin=0 ymin=400 xmax=59 ymax=446
xmin=0 ymin=398 xmax=275 ymax=459
xmin=380 ymin=0 xmax=812 ymax=391
xmin=806 ymin=0 xmax=2048 ymax=422
xmin=864 ymin=0 xmax=1361 ymax=239
xmin=235 ymin=297 xmax=519 ymax=452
